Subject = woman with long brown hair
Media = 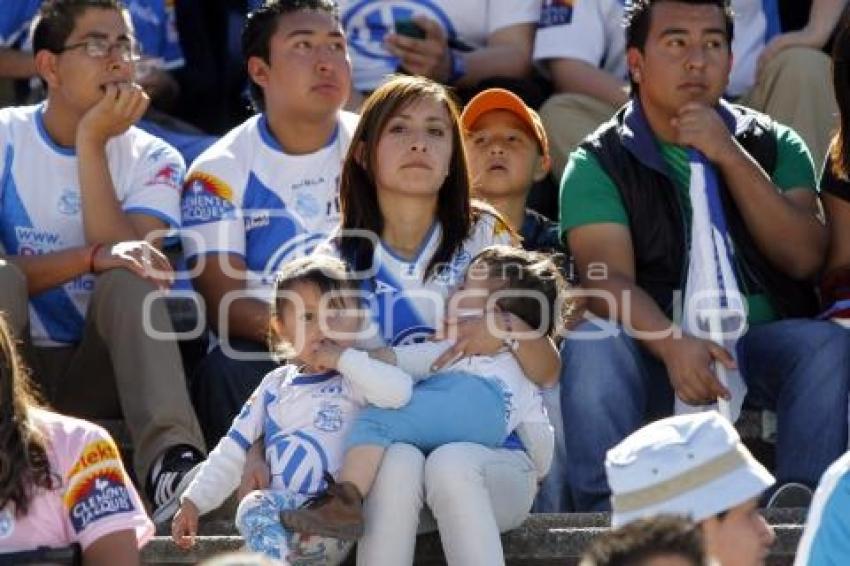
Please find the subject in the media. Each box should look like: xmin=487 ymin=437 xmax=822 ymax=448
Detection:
xmin=0 ymin=311 xmax=151 ymax=564
xmin=331 ymin=75 xmax=559 ymax=565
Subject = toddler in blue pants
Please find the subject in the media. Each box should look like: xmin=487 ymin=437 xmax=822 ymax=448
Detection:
xmin=281 ymin=245 xmax=568 ymax=540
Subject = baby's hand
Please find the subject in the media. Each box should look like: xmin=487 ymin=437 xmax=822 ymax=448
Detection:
xmin=171 ymin=500 xmax=199 ymax=549
xmin=306 ymin=339 xmax=345 ymax=371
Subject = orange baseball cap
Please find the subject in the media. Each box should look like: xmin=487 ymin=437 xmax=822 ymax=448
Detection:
xmin=460 ymin=88 xmax=550 ymax=165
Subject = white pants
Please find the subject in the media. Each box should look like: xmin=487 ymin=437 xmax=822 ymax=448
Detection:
xmin=356 ymin=442 xmax=537 ymax=566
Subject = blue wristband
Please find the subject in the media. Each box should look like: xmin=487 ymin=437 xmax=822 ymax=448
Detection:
xmin=448 ymin=49 xmax=466 ymax=84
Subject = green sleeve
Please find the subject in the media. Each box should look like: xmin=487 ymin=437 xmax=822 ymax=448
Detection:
xmin=771 ymin=123 xmax=817 ymax=192
xmin=559 ymin=147 xmax=629 ymax=237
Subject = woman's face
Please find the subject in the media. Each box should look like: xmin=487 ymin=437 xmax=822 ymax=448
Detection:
xmin=373 ymin=96 xmax=454 ymax=200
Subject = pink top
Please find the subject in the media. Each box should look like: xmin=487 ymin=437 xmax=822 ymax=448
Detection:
xmin=0 ymin=409 xmax=153 ymax=553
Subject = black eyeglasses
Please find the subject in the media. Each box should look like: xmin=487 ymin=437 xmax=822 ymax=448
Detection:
xmin=57 ymin=37 xmax=140 ymax=62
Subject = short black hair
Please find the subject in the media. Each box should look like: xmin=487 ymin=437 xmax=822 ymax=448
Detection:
xmin=242 ymin=0 xmax=340 ymax=113
xmin=624 ymin=0 xmax=734 ymax=93
xmin=32 ymin=0 xmax=126 ymax=55
xmin=580 ymin=515 xmax=708 ymax=566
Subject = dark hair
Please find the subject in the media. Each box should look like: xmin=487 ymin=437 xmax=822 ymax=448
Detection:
xmin=0 ymin=313 xmax=57 ymax=517
xmin=32 ymin=0 xmax=126 ymax=55
xmin=624 ymin=0 xmax=734 ymax=93
xmin=470 ymin=246 xmax=570 ymax=337
xmin=242 ymin=0 xmax=340 ymax=112
xmin=830 ymin=13 xmax=850 ymax=179
xmin=580 ymin=515 xmax=708 ymax=566
xmin=269 ymin=254 xmax=359 ymax=357
xmin=338 ymin=75 xmax=489 ymax=281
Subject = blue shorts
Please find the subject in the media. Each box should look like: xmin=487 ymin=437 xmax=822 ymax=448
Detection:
xmin=345 ymin=371 xmax=507 ymax=452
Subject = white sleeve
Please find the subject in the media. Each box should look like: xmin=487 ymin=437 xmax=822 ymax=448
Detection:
xmin=392 ymin=341 xmax=454 ymax=379
xmin=533 ymin=0 xmax=607 ymax=65
xmin=123 ymin=136 xmax=185 ymax=228
xmin=516 ymin=421 xmax=554 ymax=480
xmin=488 ymin=0 xmax=541 ymax=33
xmin=181 ymin=438 xmax=246 ymax=514
xmin=180 ymin=151 xmax=246 ymax=262
xmin=337 ymin=348 xmax=413 ymax=408
xmin=181 ymin=371 xmax=279 ymax=513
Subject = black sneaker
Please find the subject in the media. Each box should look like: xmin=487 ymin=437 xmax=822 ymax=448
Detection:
xmin=766 ymin=482 xmax=814 ymax=509
xmin=146 ymin=445 xmax=204 ymax=524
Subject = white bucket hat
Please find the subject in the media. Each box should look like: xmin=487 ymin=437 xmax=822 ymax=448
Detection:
xmin=606 ymin=411 xmax=775 ymax=527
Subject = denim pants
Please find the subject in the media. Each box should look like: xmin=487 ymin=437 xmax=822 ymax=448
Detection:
xmin=561 ymin=318 xmax=850 ymax=511
xmin=235 ymin=489 xmax=353 ymax=564
xmin=346 ymin=372 xmax=507 ymax=451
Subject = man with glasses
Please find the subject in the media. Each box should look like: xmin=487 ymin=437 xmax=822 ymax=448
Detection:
xmin=0 ymin=0 xmax=216 ymax=164
xmin=0 ymin=0 xmax=206 ymax=524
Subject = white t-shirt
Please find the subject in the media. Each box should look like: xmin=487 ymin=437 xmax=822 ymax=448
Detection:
xmin=180 ymin=112 xmax=359 ymax=301
xmin=0 ymin=104 xmax=184 ymax=346
xmin=0 ymin=409 xmax=152 ymax=553
xmin=183 ymin=365 xmax=371 ymax=513
xmin=340 ymin=0 xmax=542 ymax=91
xmin=531 ymin=0 xmax=781 ymax=98
xmin=533 ymin=0 xmax=627 ymax=80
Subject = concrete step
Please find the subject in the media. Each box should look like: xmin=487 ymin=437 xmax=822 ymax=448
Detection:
xmin=142 ymin=509 xmax=807 ymax=565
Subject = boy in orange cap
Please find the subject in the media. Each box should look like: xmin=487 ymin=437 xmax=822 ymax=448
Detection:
xmin=461 ymin=88 xmax=570 ymax=513
xmin=461 ymin=88 xmax=563 ymax=255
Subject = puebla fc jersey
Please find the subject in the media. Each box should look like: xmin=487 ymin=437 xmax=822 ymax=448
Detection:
xmin=321 ymin=211 xmax=512 ymax=347
xmin=227 ymin=365 xmax=367 ymax=495
xmin=0 ymin=104 xmax=184 ymax=346
xmin=180 ymin=112 xmax=358 ymax=301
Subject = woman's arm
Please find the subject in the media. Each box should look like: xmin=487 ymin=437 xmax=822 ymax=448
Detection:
xmin=432 ymin=312 xmax=561 ymax=387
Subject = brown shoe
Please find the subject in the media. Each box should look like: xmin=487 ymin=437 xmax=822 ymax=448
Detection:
xmin=280 ymin=475 xmax=364 ymax=540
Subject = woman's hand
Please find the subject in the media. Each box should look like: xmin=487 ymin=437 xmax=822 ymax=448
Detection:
xmin=431 ymin=312 xmax=505 ymax=370
xmin=171 ymin=499 xmax=199 ymax=549
xmin=237 ymin=439 xmax=270 ymax=500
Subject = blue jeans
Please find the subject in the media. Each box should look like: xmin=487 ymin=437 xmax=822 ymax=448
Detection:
xmin=345 ymin=372 xmax=507 ymax=451
xmin=561 ymin=318 xmax=850 ymax=511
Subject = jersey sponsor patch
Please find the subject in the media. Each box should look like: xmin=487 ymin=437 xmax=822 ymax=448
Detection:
xmin=67 ymin=439 xmax=121 ymax=479
xmin=64 ymin=467 xmax=136 ymax=533
xmin=146 ymin=163 xmax=183 ymax=191
xmin=64 ymin=439 xmax=135 ymax=534
xmin=182 ymin=172 xmax=237 ymax=225
xmin=540 ymin=0 xmax=574 ymax=27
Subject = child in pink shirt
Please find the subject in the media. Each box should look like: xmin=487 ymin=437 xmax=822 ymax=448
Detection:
xmin=0 ymin=314 xmax=152 ymax=560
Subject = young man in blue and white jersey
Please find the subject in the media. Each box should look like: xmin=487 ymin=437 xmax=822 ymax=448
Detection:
xmin=181 ymin=0 xmax=358 ymax=448
xmin=0 ymin=0 xmax=206 ymax=522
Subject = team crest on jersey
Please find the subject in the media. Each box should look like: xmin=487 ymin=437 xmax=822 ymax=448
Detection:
xmin=57 ymin=189 xmax=81 ymax=215
xmin=294 ymin=191 xmax=322 ymax=219
xmin=0 ymin=507 xmax=14 ymax=539
xmin=182 ymin=172 xmax=236 ymax=224
xmin=433 ymin=249 xmax=471 ymax=285
xmin=314 ymin=402 xmax=344 ymax=432
xmin=540 ymin=0 xmax=574 ymax=27
xmin=64 ymin=466 xmax=135 ymax=533
xmin=343 ymin=1 xmax=455 ymax=61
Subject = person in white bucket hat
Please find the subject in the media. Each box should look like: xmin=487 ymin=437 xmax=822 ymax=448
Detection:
xmin=606 ymin=412 xmax=776 ymax=566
